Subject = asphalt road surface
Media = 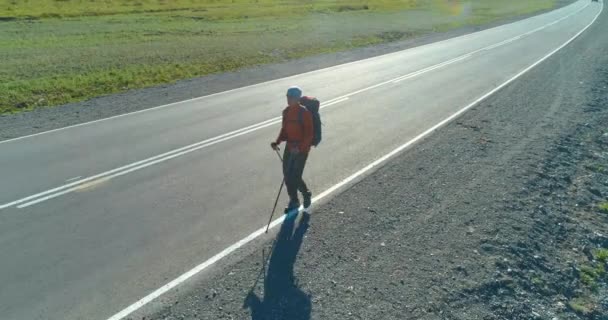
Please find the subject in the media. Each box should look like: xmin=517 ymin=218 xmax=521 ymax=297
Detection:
xmin=0 ymin=1 xmax=602 ymax=319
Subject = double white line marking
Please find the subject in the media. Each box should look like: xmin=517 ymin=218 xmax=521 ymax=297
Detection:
xmin=0 ymin=97 xmax=348 ymax=210
xmin=0 ymin=2 xmax=589 ymax=210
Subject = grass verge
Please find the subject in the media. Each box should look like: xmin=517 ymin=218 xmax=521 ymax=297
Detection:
xmin=1 ymin=0 xmax=557 ymax=113
xmin=570 ymin=247 xmax=608 ymax=315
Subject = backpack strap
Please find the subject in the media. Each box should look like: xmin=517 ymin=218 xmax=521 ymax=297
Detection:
xmin=297 ymin=107 xmax=304 ymax=125
xmin=298 ymin=107 xmax=305 ymax=143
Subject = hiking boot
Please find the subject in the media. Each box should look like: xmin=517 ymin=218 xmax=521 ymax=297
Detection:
xmin=284 ymin=199 xmax=300 ymax=214
xmin=302 ymin=191 xmax=312 ymax=211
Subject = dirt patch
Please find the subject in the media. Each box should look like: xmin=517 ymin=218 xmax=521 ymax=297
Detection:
xmin=336 ymin=4 xmax=369 ymax=12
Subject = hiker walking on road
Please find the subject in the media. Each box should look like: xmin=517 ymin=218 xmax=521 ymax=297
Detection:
xmin=271 ymin=86 xmax=314 ymax=214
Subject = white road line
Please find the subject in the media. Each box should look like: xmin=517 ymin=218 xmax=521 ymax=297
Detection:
xmin=1 ymin=95 xmax=343 ymax=210
xmin=0 ymin=118 xmax=280 ymax=210
xmin=522 ymin=2 xmax=587 ymax=37
xmin=0 ymin=1 xmax=585 ymax=146
xmin=482 ymin=36 xmax=521 ymax=51
xmin=392 ymin=54 xmax=472 ymax=83
xmin=0 ymin=2 xmax=590 ymax=210
xmin=105 ymin=3 xmax=603 ymax=320
xmin=65 ymin=176 xmax=82 ymax=182
xmin=14 ymin=97 xmax=350 ymax=209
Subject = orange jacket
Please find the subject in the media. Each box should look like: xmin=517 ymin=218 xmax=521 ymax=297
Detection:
xmin=275 ymin=104 xmax=314 ymax=153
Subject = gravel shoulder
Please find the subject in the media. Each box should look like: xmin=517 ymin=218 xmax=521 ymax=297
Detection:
xmin=140 ymin=4 xmax=608 ymax=320
xmin=0 ymin=0 xmax=573 ymax=142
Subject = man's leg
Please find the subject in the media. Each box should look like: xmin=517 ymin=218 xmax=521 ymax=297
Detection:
xmin=294 ymin=154 xmax=310 ymax=192
xmin=298 ymin=176 xmax=310 ymax=194
xmin=291 ymin=153 xmax=312 ymax=209
xmin=283 ymin=149 xmax=299 ymax=210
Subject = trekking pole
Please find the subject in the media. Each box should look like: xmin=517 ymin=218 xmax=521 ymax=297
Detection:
xmin=274 ymin=148 xmax=283 ymax=162
xmin=247 ymin=236 xmax=278 ymax=293
xmin=265 ymin=148 xmax=285 ymax=234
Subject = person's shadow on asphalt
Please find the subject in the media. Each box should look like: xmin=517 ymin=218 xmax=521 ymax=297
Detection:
xmin=244 ymin=212 xmax=312 ymax=320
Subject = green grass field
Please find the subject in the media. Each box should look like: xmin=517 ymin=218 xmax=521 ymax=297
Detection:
xmin=0 ymin=0 xmax=557 ymax=113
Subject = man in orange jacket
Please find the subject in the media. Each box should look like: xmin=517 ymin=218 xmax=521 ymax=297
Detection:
xmin=271 ymin=86 xmax=313 ymax=214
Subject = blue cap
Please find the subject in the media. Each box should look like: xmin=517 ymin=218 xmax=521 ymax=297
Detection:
xmin=286 ymin=86 xmax=302 ymax=98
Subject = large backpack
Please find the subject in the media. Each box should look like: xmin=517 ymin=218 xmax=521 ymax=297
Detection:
xmin=299 ymin=96 xmax=322 ymax=147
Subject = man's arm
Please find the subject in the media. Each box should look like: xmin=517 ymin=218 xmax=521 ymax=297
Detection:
xmin=275 ymin=109 xmax=287 ymax=144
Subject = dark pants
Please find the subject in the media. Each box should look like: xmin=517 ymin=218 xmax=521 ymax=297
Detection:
xmin=283 ymin=148 xmax=310 ymax=203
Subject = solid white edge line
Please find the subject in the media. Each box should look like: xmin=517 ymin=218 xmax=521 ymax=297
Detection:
xmin=106 ymin=214 xmax=287 ymax=320
xmin=0 ymin=1 xmax=585 ymax=146
xmin=0 ymin=2 xmax=591 ymax=209
xmin=105 ymin=3 xmax=603 ymax=320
